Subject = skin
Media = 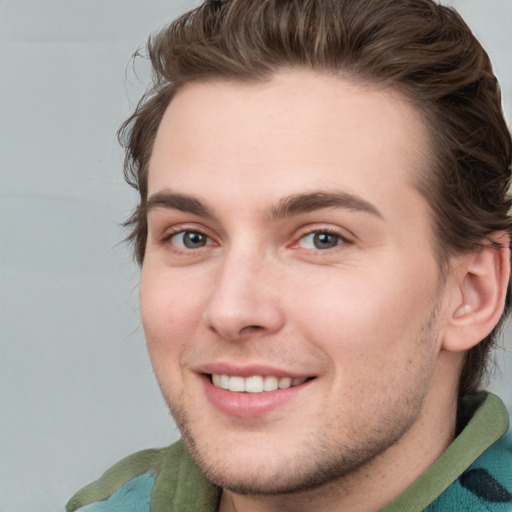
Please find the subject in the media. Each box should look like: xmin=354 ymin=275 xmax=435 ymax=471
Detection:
xmin=140 ymin=70 xmax=473 ymax=511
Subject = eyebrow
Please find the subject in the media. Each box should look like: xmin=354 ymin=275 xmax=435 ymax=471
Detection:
xmin=145 ymin=190 xmax=383 ymax=220
xmin=269 ymin=191 xmax=383 ymax=220
xmin=146 ymin=191 xmax=213 ymax=218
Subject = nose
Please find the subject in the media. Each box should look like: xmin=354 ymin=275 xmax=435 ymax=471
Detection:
xmin=202 ymin=247 xmax=285 ymax=342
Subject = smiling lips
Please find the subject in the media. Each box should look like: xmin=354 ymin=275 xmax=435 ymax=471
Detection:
xmin=211 ymin=374 xmax=309 ymax=393
xmin=202 ymin=370 xmax=314 ymax=417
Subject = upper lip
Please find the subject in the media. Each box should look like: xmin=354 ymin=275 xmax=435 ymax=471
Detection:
xmin=197 ymin=362 xmax=314 ymax=379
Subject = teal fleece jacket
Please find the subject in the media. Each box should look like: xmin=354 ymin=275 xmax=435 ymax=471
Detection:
xmin=67 ymin=392 xmax=512 ymax=511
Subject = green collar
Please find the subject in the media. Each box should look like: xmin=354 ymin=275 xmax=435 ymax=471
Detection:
xmin=381 ymin=392 xmax=509 ymax=512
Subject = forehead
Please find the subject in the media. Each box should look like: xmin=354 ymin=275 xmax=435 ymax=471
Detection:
xmin=148 ymin=70 xmax=431 ymax=224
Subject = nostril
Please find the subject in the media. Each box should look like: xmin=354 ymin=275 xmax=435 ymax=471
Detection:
xmin=238 ymin=325 xmax=265 ymax=338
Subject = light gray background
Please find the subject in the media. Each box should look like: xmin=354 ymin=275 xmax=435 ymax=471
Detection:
xmin=1 ymin=1 xmax=511 ymax=511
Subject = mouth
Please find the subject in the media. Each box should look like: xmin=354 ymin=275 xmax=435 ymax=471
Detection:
xmin=209 ymin=374 xmax=312 ymax=393
xmin=200 ymin=368 xmax=316 ymax=417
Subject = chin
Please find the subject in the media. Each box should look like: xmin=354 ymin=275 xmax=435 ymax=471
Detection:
xmin=173 ymin=405 xmax=416 ymax=496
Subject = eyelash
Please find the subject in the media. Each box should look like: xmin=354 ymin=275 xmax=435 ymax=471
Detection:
xmin=161 ymin=226 xmax=351 ymax=253
xmin=162 ymin=227 xmax=215 ymax=251
xmin=293 ymin=228 xmax=351 ymax=251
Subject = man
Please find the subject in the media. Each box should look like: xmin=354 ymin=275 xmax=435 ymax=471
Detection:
xmin=67 ymin=0 xmax=512 ymax=510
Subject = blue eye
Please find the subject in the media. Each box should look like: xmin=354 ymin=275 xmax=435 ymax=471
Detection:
xmin=299 ymin=232 xmax=343 ymax=250
xmin=171 ymin=231 xmax=210 ymax=249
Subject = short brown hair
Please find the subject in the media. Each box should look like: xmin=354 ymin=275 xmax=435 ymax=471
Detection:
xmin=119 ymin=0 xmax=512 ymax=394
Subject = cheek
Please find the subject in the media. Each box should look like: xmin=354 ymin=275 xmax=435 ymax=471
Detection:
xmin=139 ymin=267 xmax=207 ymax=366
xmin=292 ymin=264 xmax=438 ymax=369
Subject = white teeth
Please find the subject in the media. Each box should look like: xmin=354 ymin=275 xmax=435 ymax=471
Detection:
xmin=278 ymin=377 xmax=292 ymax=389
xmin=245 ymin=376 xmax=264 ymax=393
xmin=220 ymin=374 xmax=230 ymax=389
xmin=263 ymin=375 xmax=279 ymax=391
xmin=229 ymin=376 xmax=245 ymax=392
xmin=211 ymin=374 xmax=308 ymax=393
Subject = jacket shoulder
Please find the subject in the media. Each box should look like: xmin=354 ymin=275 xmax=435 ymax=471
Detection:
xmin=66 ymin=446 xmax=170 ymax=511
xmin=428 ymin=430 xmax=512 ymax=511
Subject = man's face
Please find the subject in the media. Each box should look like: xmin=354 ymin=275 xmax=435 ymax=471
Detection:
xmin=140 ymin=70 xmax=452 ymax=493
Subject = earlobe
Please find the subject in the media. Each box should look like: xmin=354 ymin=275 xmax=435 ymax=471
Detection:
xmin=443 ymin=232 xmax=510 ymax=352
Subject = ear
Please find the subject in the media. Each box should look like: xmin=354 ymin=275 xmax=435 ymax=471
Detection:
xmin=442 ymin=232 xmax=510 ymax=353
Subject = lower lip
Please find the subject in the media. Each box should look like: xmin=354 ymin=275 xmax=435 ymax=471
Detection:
xmin=202 ymin=376 xmax=312 ymax=418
